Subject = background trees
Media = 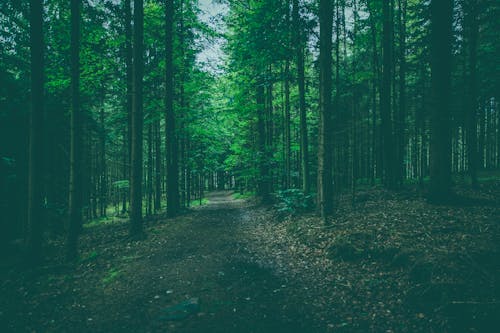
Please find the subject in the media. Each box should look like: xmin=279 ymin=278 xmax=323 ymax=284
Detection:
xmin=0 ymin=0 xmax=499 ymax=258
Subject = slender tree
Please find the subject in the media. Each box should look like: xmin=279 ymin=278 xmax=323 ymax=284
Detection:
xmin=381 ymin=0 xmax=396 ymax=188
xmin=429 ymin=0 xmax=453 ymax=200
xmin=130 ymin=0 xmax=144 ymax=236
xmin=466 ymin=0 xmax=479 ymax=187
xmin=165 ymin=0 xmax=180 ymax=217
xmin=396 ymin=0 xmax=407 ymax=185
xmin=122 ymin=0 xmax=133 ymax=214
xmin=67 ymin=0 xmax=82 ymax=259
xmin=317 ymin=0 xmax=334 ymax=219
xmin=27 ymin=0 xmax=44 ymax=263
xmin=292 ymin=0 xmax=310 ymax=194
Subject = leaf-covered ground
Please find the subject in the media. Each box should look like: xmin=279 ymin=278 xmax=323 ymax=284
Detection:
xmin=1 ymin=186 xmax=499 ymax=332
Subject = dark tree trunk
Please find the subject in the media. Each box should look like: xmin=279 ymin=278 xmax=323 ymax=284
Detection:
xmin=429 ymin=0 xmax=453 ymax=200
xmin=165 ymin=0 xmax=180 ymax=217
xmin=67 ymin=0 xmax=82 ymax=260
xmin=292 ymin=0 xmax=309 ymax=194
xmin=99 ymin=106 xmax=107 ymax=217
xmin=27 ymin=0 xmax=44 ymax=263
xmin=130 ymin=0 xmax=144 ymax=236
xmin=122 ymin=0 xmax=132 ymax=214
xmin=147 ymin=122 xmax=153 ymax=216
xmin=381 ymin=0 xmax=396 ymax=188
xmin=396 ymin=0 xmax=407 ymax=185
xmin=257 ymin=84 xmax=270 ymax=200
xmin=317 ymin=0 xmax=334 ymax=219
xmin=154 ymin=120 xmax=162 ymax=212
xmin=466 ymin=0 xmax=479 ymax=187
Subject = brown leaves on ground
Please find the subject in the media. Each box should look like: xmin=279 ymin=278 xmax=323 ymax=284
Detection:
xmin=240 ymin=183 xmax=500 ymax=332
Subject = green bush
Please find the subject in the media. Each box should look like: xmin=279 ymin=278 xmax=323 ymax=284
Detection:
xmin=274 ymin=189 xmax=314 ymax=215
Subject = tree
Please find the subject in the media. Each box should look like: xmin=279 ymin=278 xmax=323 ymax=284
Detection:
xmin=381 ymin=0 xmax=396 ymax=188
xmin=130 ymin=0 xmax=144 ymax=236
xmin=429 ymin=0 xmax=453 ymax=200
xmin=67 ymin=0 xmax=82 ymax=260
xmin=165 ymin=0 xmax=180 ymax=217
xmin=27 ymin=0 xmax=44 ymax=263
xmin=123 ymin=0 xmax=133 ymax=214
xmin=465 ymin=0 xmax=479 ymax=187
xmin=317 ymin=0 xmax=334 ymax=219
xmin=292 ymin=0 xmax=310 ymax=194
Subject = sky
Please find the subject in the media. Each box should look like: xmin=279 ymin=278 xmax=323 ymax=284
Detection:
xmin=196 ymin=0 xmax=228 ymax=74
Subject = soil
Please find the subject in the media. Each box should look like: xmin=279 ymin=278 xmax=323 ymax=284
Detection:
xmin=1 ymin=187 xmax=499 ymax=333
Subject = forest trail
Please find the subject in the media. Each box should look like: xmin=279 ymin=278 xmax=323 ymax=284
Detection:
xmin=2 ymin=189 xmax=500 ymax=333
xmin=1 ymin=192 xmax=317 ymax=333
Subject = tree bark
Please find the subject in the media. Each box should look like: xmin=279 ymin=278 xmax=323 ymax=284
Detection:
xmin=466 ymin=0 xmax=479 ymax=187
xmin=122 ymin=0 xmax=133 ymax=214
xmin=165 ymin=0 xmax=180 ymax=217
xmin=67 ymin=0 xmax=82 ymax=260
xmin=292 ymin=0 xmax=309 ymax=194
xmin=130 ymin=0 xmax=144 ymax=236
xmin=381 ymin=0 xmax=396 ymax=188
xmin=27 ymin=0 xmax=44 ymax=263
xmin=429 ymin=0 xmax=453 ymax=200
xmin=317 ymin=0 xmax=334 ymax=219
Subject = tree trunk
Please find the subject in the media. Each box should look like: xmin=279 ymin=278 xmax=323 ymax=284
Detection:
xmin=466 ymin=0 xmax=479 ymax=187
xmin=381 ymin=0 xmax=395 ymax=188
xmin=317 ymin=0 xmax=334 ymax=219
xmin=27 ymin=0 xmax=44 ymax=263
xmin=257 ymin=84 xmax=270 ymax=200
xmin=154 ymin=120 xmax=161 ymax=212
xmin=292 ymin=0 xmax=309 ymax=194
xmin=429 ymin=0 xmax=453 ymax=200
xmin=67 ymin=0 xmax=82 ymax=260
xmin=130 ymin=0 xmax=144 ymax=236
xmin=397 ymin=0 xmax=407 ymax=186
xmin=165 ymin=0 xmax=180 ymax=217
xmin=123 ymin=0 xmax=132 ymax=214
xmin=99 ymin=106 xmax=107 ymax=217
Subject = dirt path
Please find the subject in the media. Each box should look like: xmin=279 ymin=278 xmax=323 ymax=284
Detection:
xmin=1 ymin=191 xmax=316 ymax=333
xmin=4 ymin=189 xmax=498 ymax=332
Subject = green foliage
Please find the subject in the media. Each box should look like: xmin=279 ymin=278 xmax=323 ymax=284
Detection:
xmin=102 ymin=268 xmax=121 ymax=284
xmin=80 ymin=250 xmax=99 ymax=263
xmin=113 ymin=180 xmax=130 ymax=189
xmin=274 ymin=189 xmax=314 ymax=215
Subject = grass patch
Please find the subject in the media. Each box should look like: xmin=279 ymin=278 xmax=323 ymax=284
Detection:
xmin=80 ymin=250 xmax=99 ymax=262
xmin=190 ymin=198 xmax=209 ymax=207
xmin=233 ymin=191 xmax=255 ymax=200
xmin=102 ymin=268 xmax=121 ymax=284
xmin=84 ymin=217 xmax=122 ymax=229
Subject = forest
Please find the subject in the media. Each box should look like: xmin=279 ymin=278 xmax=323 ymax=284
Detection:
xmin=0 ymin=0 xmax=499 ymax=332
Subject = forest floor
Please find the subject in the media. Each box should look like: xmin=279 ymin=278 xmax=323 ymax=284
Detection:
xmin=1 ymin=186 xmax=500 ymax=333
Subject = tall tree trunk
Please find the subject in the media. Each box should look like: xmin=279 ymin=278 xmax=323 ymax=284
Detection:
xmin=283 ymin=0 xmax=291 ymax=190
xmin=147 ymin=122 xmax=153 ymax=216
xmin=292 ymin=0 xmax=309 ymax=194
xmin=122 ymin=0 xmax=132 ymax=214
xmin=154 ymin=120 xmax=161 ymax=211
xmin=429 ymin=0 xmax=453 ymax=200
xmin=130 ymin=0 xmax=144 ymax=236
xmin=99 ymin=105 xmax=107 ymax=217
xmin=257 ymin=84 xmax=270 ymax=200
xmin=367 ymin=0 xmax=379 ymax=185
xmin=466 ymin=0 xmax=479 ymax=187
xmin=397 ymin=0 xmax=407 ymax=186
xmin=67 ymin=0 xmax=82 ymax=260
xmin=165 ymin=0 xmax=180 ymax=217
xmin=381 ymin=0 xmax=395 ymax=188
xmin=317 ymin=0 xmax=334 ymax=219
xmin=27 ymin=0 xmax=44 ymax=263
